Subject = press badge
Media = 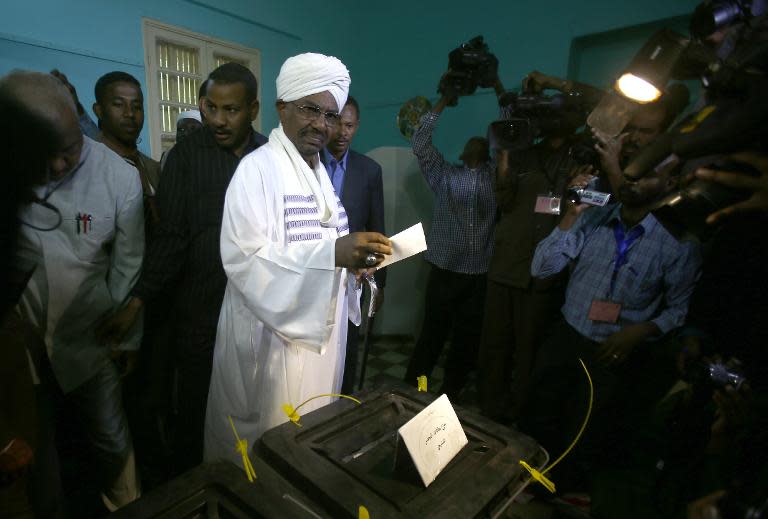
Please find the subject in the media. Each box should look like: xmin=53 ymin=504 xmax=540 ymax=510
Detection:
xmin=588 ymin=300 xmax=621 ymax=323
xmin=534 ymin=194 xmax=561 ymax=215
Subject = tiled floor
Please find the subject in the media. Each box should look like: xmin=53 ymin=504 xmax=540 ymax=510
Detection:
xmin=352 ymin=334 xmax=482 ymax=417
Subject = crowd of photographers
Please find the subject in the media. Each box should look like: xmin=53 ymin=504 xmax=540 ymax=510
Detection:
xmin=407 ymin=3 xmax=768 ymax=517
xmin=1 ymin=1 xmax=767 ymax=518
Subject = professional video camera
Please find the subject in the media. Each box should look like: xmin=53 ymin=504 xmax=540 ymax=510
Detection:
xmin=437 ymin=36 xmax=498 ymax=100
xmin=488 ymin=90 xmax=597 ymax=152
xmin=622 ymin=3 xmax=768 ymax=238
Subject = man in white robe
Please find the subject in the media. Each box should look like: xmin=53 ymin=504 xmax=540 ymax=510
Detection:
xmin=204 ymin=53 xmax=392 ymax=465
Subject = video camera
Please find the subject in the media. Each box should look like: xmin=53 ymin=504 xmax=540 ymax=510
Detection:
xmin=488 ymin=90 xmax=598 ymax=153
xmin=437 ymin=36 xmax=499 ymax=101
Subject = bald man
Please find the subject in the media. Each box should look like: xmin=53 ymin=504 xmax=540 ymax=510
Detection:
xmin=204 ymin=53 xmax=391 ymax=464
xmin=1 ymin=70 xmax=144 ymax=512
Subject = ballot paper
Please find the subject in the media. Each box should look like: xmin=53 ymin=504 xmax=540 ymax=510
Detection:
xmin=397 ymin=394 xmax=468 ymax=487
xmin=378 ymin=222 xmax=428 ymax=268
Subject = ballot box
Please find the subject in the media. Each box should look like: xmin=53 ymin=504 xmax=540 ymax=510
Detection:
xmin=257 ymin=384 xmax=547 ymax=519
xmin=109 ymin=460 xmax=329 ymax=518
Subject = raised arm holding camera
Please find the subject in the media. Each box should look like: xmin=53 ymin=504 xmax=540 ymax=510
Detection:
xmin=403 ymin=69 xmax=502 ymax=400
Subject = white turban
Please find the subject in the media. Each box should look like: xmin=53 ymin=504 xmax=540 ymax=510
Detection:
xmin=276 ymin=53 xmax=350 ymax=112
xmin=178 ymin=109 xmax=201 ymax=124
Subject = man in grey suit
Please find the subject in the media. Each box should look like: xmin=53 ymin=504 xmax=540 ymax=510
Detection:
xmin=321 ymin=96 xmax=386 ymax=394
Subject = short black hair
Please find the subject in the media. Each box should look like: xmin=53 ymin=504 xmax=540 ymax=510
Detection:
xmin=344 ymin=95 xmax=360 ymax=118
xmin=207 ymin=63 xmax=258 ymax=103
xmin=198 ymin=79 xmax=208 ymax=101
xmin=94 ymin=71 xmax=141 ymax=104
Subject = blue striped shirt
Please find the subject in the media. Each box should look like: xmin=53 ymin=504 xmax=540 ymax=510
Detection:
xmin=531 ymin=204 xmax=702 ymax=342
xmin=412 ymin=112 xmax=497 ymax=274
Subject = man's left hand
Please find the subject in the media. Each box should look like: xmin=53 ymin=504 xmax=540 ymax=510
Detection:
xmin=598 ymin=323 xmax=658 ymax=366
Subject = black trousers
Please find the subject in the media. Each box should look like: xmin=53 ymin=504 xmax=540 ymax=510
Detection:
xmin=404 ymin=264 xmax=486 ymax=397
xmin=170 ymin=327 xmax=216 ymax=475
xmin=477 ymin=280 xmax=563 ymax=418
xmin=518 ymin=320 xmax=677 ymax=478
xmin=341 ymin=318 xmax=361 ymax=395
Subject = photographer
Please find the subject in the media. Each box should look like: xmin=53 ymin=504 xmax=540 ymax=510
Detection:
xmin=592 ymin=88 xmax=688 ymax=197
xmin=403 ymin=79 xmax=504 ymax=400
xmin=477 ymin=70 xmax=597 ymax=420
xmin=519 ymin=159 xmax=702 ymax=490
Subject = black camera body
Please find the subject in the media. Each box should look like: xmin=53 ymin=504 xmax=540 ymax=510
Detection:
xmin=438 ymin=36 xmax=498 ymax=98
xmin=489 ymin=90 xmax=596 ymax=153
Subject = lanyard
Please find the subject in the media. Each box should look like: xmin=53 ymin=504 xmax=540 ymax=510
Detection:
xmin=609 ymin=222 xmax=644 ymax=298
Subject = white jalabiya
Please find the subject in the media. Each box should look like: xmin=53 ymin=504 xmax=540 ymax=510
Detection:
xmin=204 ymin=125 xmax=361 ymax=465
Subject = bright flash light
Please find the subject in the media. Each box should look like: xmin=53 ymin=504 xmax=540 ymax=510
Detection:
xmin=615 ymin=73 xmax=662 ymax=103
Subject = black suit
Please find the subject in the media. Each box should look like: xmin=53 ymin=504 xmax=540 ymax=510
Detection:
xmin=321 ymin=149 xmax=386 ymax=393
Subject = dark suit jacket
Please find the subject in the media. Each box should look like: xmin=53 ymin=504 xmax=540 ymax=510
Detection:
xmin=322 ymin=149 xmax=387 ymax=287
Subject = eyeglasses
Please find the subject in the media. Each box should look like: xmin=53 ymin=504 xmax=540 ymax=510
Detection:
xmin=289 ymin=102 xmax=340 ymax=125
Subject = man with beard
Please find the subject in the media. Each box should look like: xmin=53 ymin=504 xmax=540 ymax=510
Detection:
xmin=519 ymin=161 xmax=702 ymax=489
xmin=204 ymin=53 xmax=391 ymax=464
xmin=96 ymin=62 xmax=267 ymax=474
xmin=92 ymin=72 xmax=162 ymax=232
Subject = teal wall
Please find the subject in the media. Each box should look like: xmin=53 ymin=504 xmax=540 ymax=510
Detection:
xmin=0 ymin=0 xmax=352 ymax=155
xmin=342 ymin=0 xmax=700 ymax=160
xmin=1 ymin=0 xmax=700 ymax=157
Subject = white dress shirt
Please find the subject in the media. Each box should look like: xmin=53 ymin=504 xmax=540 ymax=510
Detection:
xmin=16 ymin=137 xmax=145 ymax=392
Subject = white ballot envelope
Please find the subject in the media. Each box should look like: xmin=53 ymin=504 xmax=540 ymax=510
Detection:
xmin=396 ymin=394 xmax=468 ymax=487
xmin=378 ymin=222 xmax=428 ymax=269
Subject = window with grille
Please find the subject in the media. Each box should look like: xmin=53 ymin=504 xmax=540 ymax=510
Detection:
xmin=142 ymin=19 xmax=261 ymax=160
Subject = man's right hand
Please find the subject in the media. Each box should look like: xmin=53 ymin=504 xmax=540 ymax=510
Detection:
xmin=335 ymin=232 xmax=392 ymax=269
xmin=522 ymin=70 xmax=570 ymax=94
xmin=50 ymin=69 xmax=84 ymax=116
xmin=433 ymin=93 xmax=457 ymax=114
xmin=559 ymin=165 xmax=595 ymax=229
xmin=95 ymin=297 xmax=143 ymax=348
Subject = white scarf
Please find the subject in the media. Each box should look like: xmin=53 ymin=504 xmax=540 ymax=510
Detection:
xmin=268 ymin=124 xmax=339 ymax=227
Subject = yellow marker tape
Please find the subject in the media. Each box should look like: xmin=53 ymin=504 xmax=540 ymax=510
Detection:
xmin=417 ymin=375 xmax=428 ymax=392
xmin=282 ymin=403 xmax=302 ymax=427
xmin=519 ymin=460 xmax=556 ymax=493
xmin=358 ymin=505 xmax=370 ymax=519
xmin=283 ymin=394 xmax=362 ymax=427
xmin=228 ymin=415 xmax=257 ymax=482
xmin=519 ymin=358 xmax=594 ymax=493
